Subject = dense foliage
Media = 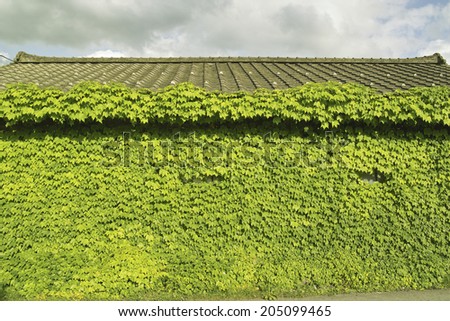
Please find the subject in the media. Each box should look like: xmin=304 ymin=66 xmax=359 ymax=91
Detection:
xmin=1 ymin=81 xmax=449 ymax=127
xmin=0 ymin=82 xmax=449 ymax=300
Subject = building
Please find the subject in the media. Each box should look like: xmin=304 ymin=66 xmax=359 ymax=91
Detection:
xmin=0 ymin=51 xmax=448 ymax=92
xmin=0 ymin=51 xmax=449 ymax=300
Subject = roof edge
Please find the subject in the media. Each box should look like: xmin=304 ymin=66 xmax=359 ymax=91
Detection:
xmin=434 ymin=52 xmax=447 ymax=65
xmin=13 ymin=51 xmax=448 ymax=64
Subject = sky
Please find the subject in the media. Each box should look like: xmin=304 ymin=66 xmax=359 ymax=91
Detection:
xmin=1 ymin=0 xmax=450 ymax=65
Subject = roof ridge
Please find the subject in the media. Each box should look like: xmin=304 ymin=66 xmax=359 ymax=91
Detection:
xmin=13 ymin=51 xmax=447 ymax=65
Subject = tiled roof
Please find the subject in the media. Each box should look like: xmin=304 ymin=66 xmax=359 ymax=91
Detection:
xmin=0 ymin=51 xmax=449 ymax=92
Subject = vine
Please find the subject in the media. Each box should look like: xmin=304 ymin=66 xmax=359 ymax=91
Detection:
xmin=0 ymin=81 xmax=449 ymax=127
xmin=0 ymin=82 xmax=449 ymax=300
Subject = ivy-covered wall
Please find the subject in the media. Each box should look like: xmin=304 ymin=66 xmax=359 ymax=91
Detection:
xmin=0 ymin=82 xmax=449 ymax=300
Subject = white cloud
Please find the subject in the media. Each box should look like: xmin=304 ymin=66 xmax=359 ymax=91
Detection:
xmin=86 ymin=50 xmax=128 ymax=58
xmin=419 ymin=39 xmax=450 ymax=62
xmin=0 ymin=51 xmax=12 ymax=65
xmin=136 ymin=0 xmax=450 ymax=58
xmin=0 ymin=0 xmax=449 ymax=59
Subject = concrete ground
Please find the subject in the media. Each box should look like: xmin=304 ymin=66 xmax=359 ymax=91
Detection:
xmin=296 ymin=289 xmax=450 ymax=301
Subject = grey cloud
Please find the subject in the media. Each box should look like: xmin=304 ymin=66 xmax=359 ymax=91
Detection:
xmin=272 ymin=4 xmax=339 ymax=55
xmin=181 ymin=2 xmax=339 ymax=57
xmin=0 ymin=0 xmax=449 ymax=60
xmin=274 ymin=4 xmax=335 ymax=35
xmin=0 ymin=0 xmax=229 ymax=49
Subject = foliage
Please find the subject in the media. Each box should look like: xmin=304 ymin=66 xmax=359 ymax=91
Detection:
xmin=0 ymin=81 xmax=449 ymax=128
xmin=0 ymin=82 xmax=449 ymax=300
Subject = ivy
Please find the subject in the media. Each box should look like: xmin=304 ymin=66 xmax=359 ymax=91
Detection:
xmin=0 ymin=82 xmax=449 ymax=300
xmin=0 ymin=81 xmax=449 ymax=127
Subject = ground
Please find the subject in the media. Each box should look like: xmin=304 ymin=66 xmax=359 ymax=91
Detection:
xmin=295 ymin=289 xmax=450 ymax=301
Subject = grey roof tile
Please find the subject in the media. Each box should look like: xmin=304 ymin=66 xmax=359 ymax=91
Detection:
xmin=0 ymin=51 xmax=448 ymax=92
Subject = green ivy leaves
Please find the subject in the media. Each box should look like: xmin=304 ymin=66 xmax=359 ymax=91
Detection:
xmin=1 ymin=124 xmax=449 ymax=300
xmin=0 ymin=81 xmax=449 ymax=127
xmin=0 ymin=81 xmax=449 ymax=300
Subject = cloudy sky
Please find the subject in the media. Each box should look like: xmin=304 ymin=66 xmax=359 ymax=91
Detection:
xmin=1 ymin=0 xmax=449 ymax=64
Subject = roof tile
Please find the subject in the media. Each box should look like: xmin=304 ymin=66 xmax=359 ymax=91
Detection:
xmin=0 ymin=51 xmax=448 ymax=92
